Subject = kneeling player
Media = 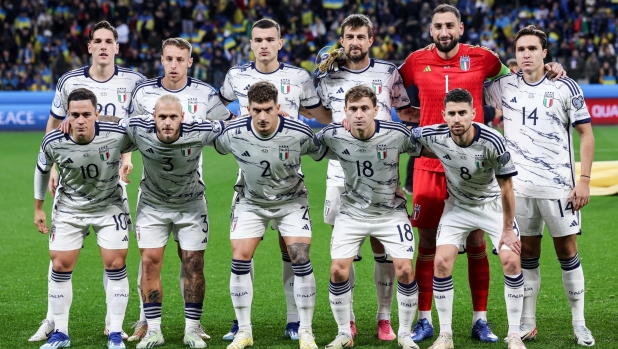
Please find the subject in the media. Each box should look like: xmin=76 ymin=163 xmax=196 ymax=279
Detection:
xmin=34 ymin=88 xmax=134 ymax=349
xmin=214 ymin=81 xmax=326 ymax=349
xmin=411 ymin=89 xmax=526 ymax=349
xmin=316 ymin=85 xmax=421 ymax=349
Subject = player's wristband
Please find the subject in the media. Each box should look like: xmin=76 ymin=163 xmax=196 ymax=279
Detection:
xmin=580 ymin=175 xmax=590 ymax=178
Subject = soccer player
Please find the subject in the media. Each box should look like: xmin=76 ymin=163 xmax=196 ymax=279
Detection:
xmin=411 ymin=88 xmax=526 ymax=349
xmin=217 ymin=18 xmax=331 ymax=341
xmin=124 ymin=95 xmax=224 ymax=349
xmin=30 ymin=20 xmax=145 ymax=342
xmin=127 ymin=37 xmax=228 ymax=342
xmin=398 ymin=4 xmax=564 ymax=341
xmin=315 ymin=14 xmax=417 ymax=340
xmin=484 ymin=26 xmax=595 ymax=346
xmin=214 ymin=81 xmax=324 ymax=349
xmin=317 ymin=85 xmax=421 ymax=349
xmin=34 ymin=88 xmax=134 ymax=349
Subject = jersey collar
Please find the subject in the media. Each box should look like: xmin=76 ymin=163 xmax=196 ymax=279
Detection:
xmin=351 ymin=119 xmax=380 ymax=141
xmin=65 ymin=122 xmax=100 ymax=145
xmin=247 ymin=115 xmax=285 ymax=140
xmin=157 ymin=76 xmax=192 ymax=92
xmin=517 ymin=71 xmax=548 ymax=86
xmin=449 ymin=123 xmax=481 ymax=148
xmin=251 ymin=61 xmax=284 ymax=74
xmin=340 ymin=58 xmax=375 ymax=74
xmin=83 ymin=65 xmax=119 ymax=83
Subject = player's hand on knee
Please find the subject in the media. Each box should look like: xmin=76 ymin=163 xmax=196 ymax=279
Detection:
xmin=499 ymin=229 xmax=521 ymax=255
xmin=34 ymin=209 xmax=48 ymax=234
xmin=49 ymin=167 xmax=58 ymax=197
xmin=120 ymin=162 xmax=133 ymax=184
xmin=545 ymin=62 xmax=567 ymax=81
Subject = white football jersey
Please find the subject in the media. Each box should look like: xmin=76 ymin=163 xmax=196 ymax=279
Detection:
xmin=316 ymin=121 xmax=419 ymax=218
xmin=50 ymin=65 xmax=145 ymax=119
xmin=485 ymin=73 xmax=591 ymax=198
xmin=215 ymin=116 xmax=326 ymax=206
xmin=35 ymin=122 xmax=135 ymax=213
xmin=124 ymin=116 xmax=225 ymax=208
xmin=129 ymin=76 xmax=230 ymax=121
xmin=219 ymin=62 xmax=322 ymax=118
xmin=317 ymin=58 xmax=412 ymax=187
xmin=412 ymin=123 xmax=517 ymax=205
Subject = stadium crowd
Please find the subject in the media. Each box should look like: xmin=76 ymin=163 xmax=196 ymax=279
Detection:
xmin=1 ymin=0 xmax=617 ymax=91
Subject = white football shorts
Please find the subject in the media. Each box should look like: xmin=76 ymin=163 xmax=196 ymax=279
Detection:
xmin=516 ymin=197 xmax=581 ymax=237
xmin=230 ymin=197 xmax=312 ymax=239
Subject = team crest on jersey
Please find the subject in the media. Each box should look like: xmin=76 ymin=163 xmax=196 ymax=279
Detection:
xmin=99 ymin=146 xmax=110 ymax=161
xmin=475 ymin=154 xmax=485 ymax=169
xmin=543 ymin=92 xmax=554 ymax=107
xmin=188 ymin=98 xmax=198 ymax=113
xmin=372 ymin=79 xmax=383 ymax=94
xmin=181 ymin=145 xmax=191 ymax=157
xmin=281 ymin=79 xmax=291 ymax=94
xmin=376 ymin=144 xmax=387 ymax=159
xmin=460 ymin=56 xmax=471 ymax=71
xmin=279 ymin=145 xmax=289 ymax=160
xmin=117 ymin=88 xmax=128 ymax=103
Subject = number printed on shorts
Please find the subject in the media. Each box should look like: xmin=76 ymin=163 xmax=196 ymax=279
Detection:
xmin=557 ymin=199 xmax=575 ymax=217
xmin=200 ymin=214 xmax=209 ymax=234
xmin=112 ymin=213 xmax=128 ymax=231
xmin=397 ymin=224 xmax=414 ymax=242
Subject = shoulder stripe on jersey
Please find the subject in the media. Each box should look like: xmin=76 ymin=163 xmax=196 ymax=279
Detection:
xmin=558 ymin=77 xmax=581 ymax=96
xmin=380 ymin=122 xmax=410 ymax=133
xmin=98 ymin=121 xmax=125 ymax=129
xmin=283 ymin=123 xmax=315 ymax=139
xmin=184 ymin=124 xmax=214 ymax=131
xmin=479 ymin=133 xmax=506 ymax=153
xmin=134 ymin=78 xmax=159 ymax=89
xmin=228 ymin=63 xmax=252 ymax=72
xmin=380 ymin=125 xmax=410 ymax=137
xmin=42 ymin=133 xmax=65 ymax=150
xmin=192 ymin=80 xmax=216 ymax=90
xmin=282 ymin=63 xmax=307 ymax=72
xmin=128 ymin=118 xmax=154 ymax=128
xmin=226 ymin=118 xmax=248 ymax=128
xmin=492 ymin=73 xmax=513 ymax=83
xmin=220 ymin=123 xmax=247 ymax=136
xmin=41 ymin=129 xmax=63 ymax=144
xmin=118 ymin=68 xmax=147 ymax=79
xmin=373 ymin=59 xmax=398 ymax=69
xmin=321 ymin=123 xmax=342 ymax=133
xmin=57 ymin=70 xmax=84 ymax=91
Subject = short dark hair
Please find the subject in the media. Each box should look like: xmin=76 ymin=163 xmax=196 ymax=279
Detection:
xmin=340 ymin=14 xmax=373 ymax=38
xmin=252 ymin=19 xmax=281 ymax=39
xmin=345 ymin=85 xmax=377 ymax=107
xmin=89 ymin=20 xmax=118 ymax=42
xmin=431 ymin=4 xmax=461 ymax=22
xmin=514 ymin=25 xmax=548 ymax=50
xmin=162 ymin=37 xmax=193 ymax=56
xmin=247 ymin=81 xmax=278 ymax=105
xmin=443 ymin=88 xmax=472 ymax=107
xmin=68 ymin=88 xmax=97 ymax=109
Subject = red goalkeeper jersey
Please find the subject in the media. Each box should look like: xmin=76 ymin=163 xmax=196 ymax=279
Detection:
xmin=399 ymin=44 xmax=504 ymax=172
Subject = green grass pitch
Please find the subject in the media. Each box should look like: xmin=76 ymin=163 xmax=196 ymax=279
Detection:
xmin=1 ymin=126 xmax=617 ymax=348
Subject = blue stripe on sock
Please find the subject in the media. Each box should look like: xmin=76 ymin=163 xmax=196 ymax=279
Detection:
xmin=281 ymin=251 xmax=291 ymax=263
xmin=291 ymin=260 xmax=313 ymax=276
xmin=231 ymin=259 xmax=252 ymax=275
xmin=558 ymin=254 xmax=581 ymax=271
xmin=329 ymin=280 xmax=351 ymax=296
xmin=504 ymin=273 xmax=524 ymax=288
xmin=521 ymin=257 xmax=540 ymax=270
xmin=433 ymin=275 xmax=453 ymax=292
xmin=105 ymin=266 xmax=127 ymax=280
xmin=50 ymin=269 xmax=72 ymax=282
xmin=143 ymin=302 xmax=162 ymax=319
xmin=185 ymin=302 xmax=203 ymax=320
xmin=397 ymin=280 xmax=418 ymax=296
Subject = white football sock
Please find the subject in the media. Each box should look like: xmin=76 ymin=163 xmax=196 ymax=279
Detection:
xmin=396 ymin=280 xmax=419 ymax=336
xmin=348 ymin=264 xmax=356 ymax=322
xmin=374 ymin=253 xmax=394 ymax=321
xmin=49 ymin=269 xmax=73 ymax=335
xmin=329 ymin=279 xmax=352 ymax=337
xmin=137 ymin=258 xmax=146 ymax=322
xmin=433 ymin=275 xmax=454 ymax=335
xmin=231 ymin=259 xmax=253 ymax=329
xmin=559 ymin=254 xmax=586 ymax=327
xmin=282 ymin=251 xmax=299 ymax=323
xmin=106 ymin=266 xmax=129 ymax=333
xmin=521 ymin=257 xmax=540 ymax=327
xmin=292 ymin=261 xmax=316 ymax=330
xmin=504 ymin=273 xmax=524 ymax=336
xmin=45 ymin=261 xmax=54 ymax=323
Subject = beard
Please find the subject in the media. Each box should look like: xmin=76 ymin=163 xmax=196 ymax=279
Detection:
xmin=346 ymin=46 xmax=368 ymax=64
xmin=434 ymin=35 xmax=460 ymax=53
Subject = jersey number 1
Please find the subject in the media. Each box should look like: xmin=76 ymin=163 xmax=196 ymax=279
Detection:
xmin=445 ymin=75 xmax=449 ymax=93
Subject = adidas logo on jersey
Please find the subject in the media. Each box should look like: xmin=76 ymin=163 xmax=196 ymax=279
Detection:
xmin=570 ymin=220 xmax=578 ymax=227
xmin=302 ymin=224 xmax=310 ymax=230
xmin=241 ymin=151 xmax=250 ymax=157
xmin=337 ymin=87 xmax=345 ymax=94
xmin=146 ymin=148 xmax=155 ymax=154
xmin=122 ymin=235 xmax=128 ymax=242
xmin=66 ymin=158 xmax=74 ymax=163
xmin=443 ymin=154 xmax=451 ymax=160
xmin=510 ymin=97 xmax=517 ymax=103
xmin=243 ymin=84 xmax=250 ymax=90
xmin=423 ymin=66 xmax=431 ymax=72
xmin=342 ymin=149 xmax=350 ymax=155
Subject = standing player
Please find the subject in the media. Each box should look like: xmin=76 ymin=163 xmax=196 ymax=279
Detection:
xmin=34 ymin=88 xmax=134 ymax=349
xmin=315 ymin=14 xmax=417 ymax=340
xmin=411 ymin=88 xmax=526 ymax=349
xmin=214 ymin=81 xmax=324 ymax=349
xmin=217 ymin=18 xmax=331 ymax=341
xmin=398 ymin=4 xmax=564 ymax=341
xmin=317 ymin=85 xmax=421 ymax=349
xmin=126 ymin=37 xmax=229 ymax=343
xmin=30 ymin=20 xmax=145 ymax=342
xmin=485 ymin=26 xmax=595 ymax=346
xmin=124 ymin=95 xmax=225 ymax=349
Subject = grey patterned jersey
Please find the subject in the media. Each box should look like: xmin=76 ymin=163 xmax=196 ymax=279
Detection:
xmin=50 ymin=65 xmax=145 ymax=120
xmin=317 ymin=58 xmax=412 ymax=187
xmin=129 ymin=77 xmax=230 ymax=121
xmin=215 ymin=116 xmax=326 ymax=206
xmin=124 ymin=116 xmax=225 ymax=208
xmin=35 ymin=122 xmax=135 ymax=213
xmin=316 ymin=121 xmax=419 ymax=218
xmin=412 ymin=123 xmax=517 ymax=205
xmin=219 ymin=62 xmax=321 ymax=118
xmin=484 ymin=72 xmax=591 ymax=198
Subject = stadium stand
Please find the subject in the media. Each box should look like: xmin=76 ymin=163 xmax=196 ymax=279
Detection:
xmin=0 ymin=0 xmax=617 ymax=91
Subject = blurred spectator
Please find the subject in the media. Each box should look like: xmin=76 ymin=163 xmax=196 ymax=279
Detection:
xmin=506 ymin=58 xmax=520 ymax=72
xmin=568 ymin=49 xmax=586 ymax=83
